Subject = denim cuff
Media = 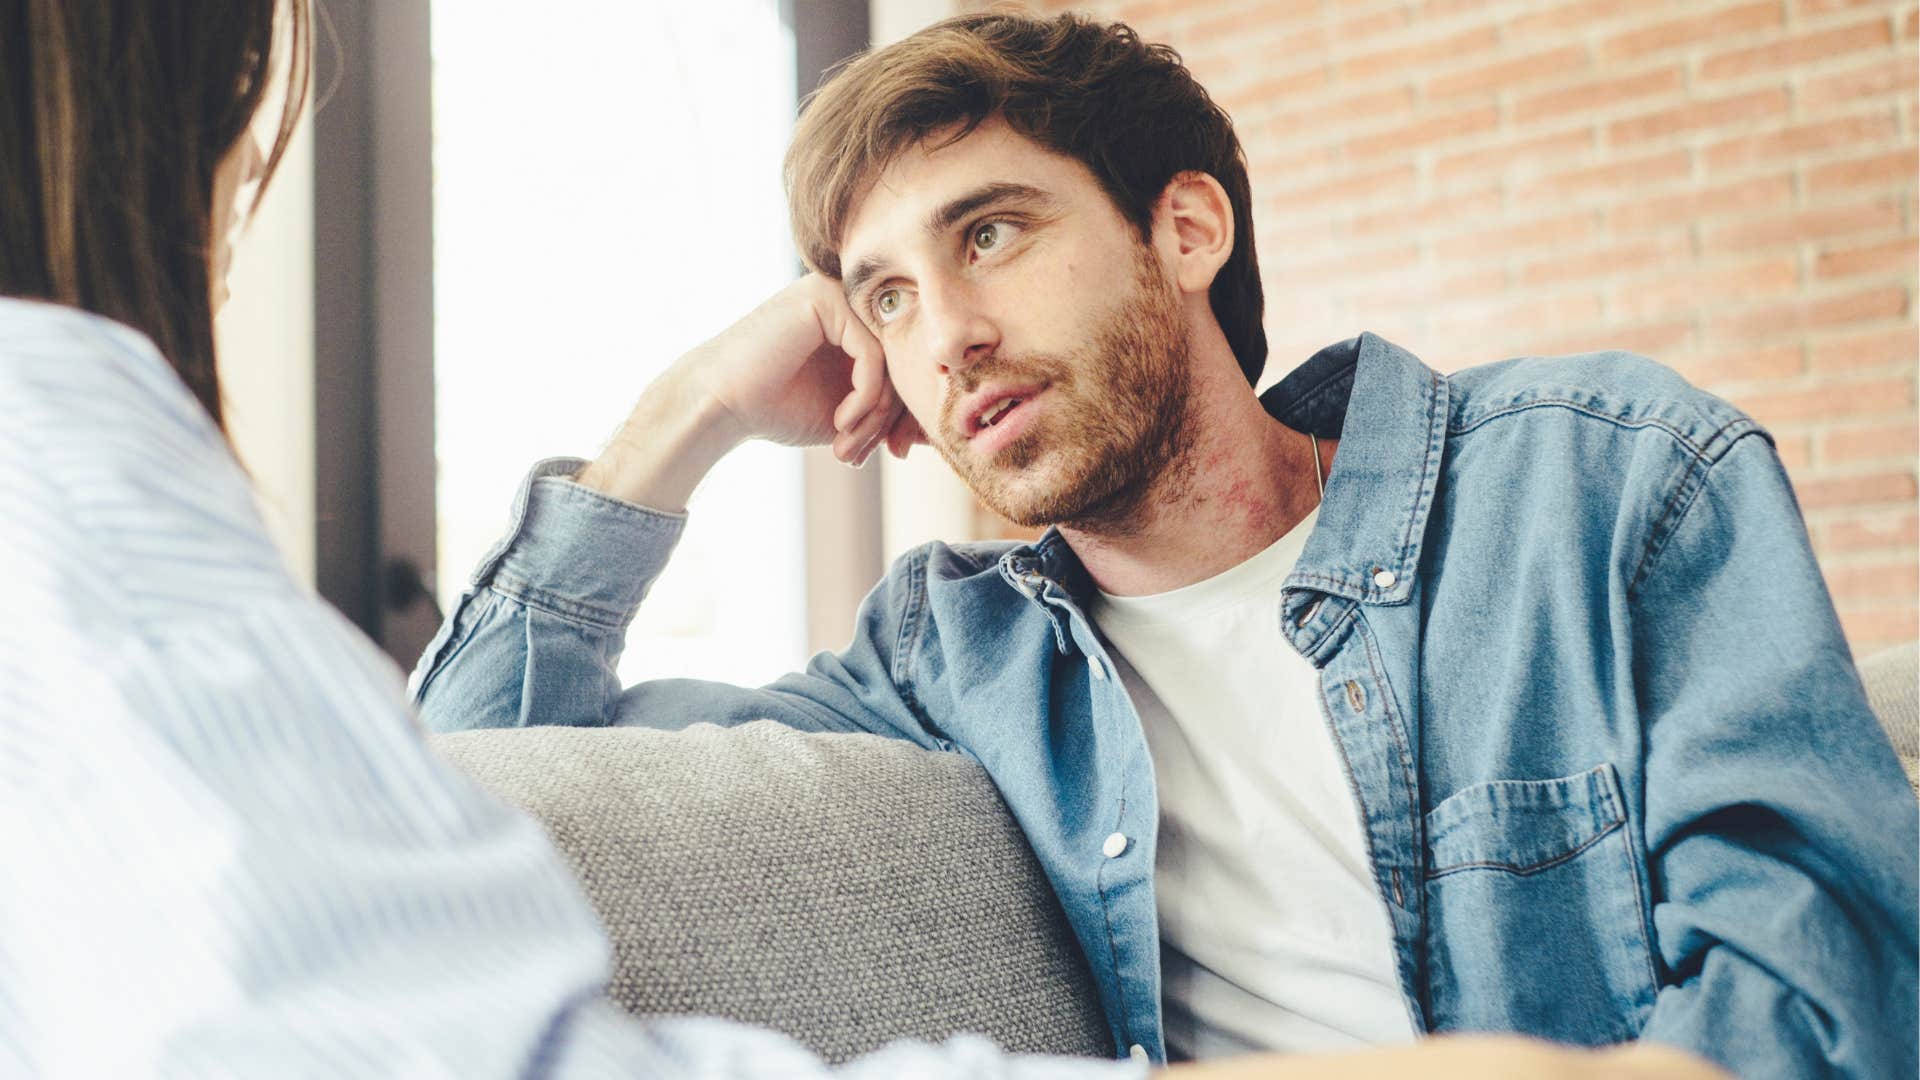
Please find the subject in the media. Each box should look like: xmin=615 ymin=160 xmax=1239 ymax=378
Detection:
xmin=472 ymin=456 xmax=689 ymax=630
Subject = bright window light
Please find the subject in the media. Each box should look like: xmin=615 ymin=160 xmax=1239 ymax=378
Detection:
xmin=432 ymin=1 xmax=806 ymax=687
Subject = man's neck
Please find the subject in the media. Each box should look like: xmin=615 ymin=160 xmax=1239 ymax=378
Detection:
xmin=1060 ymin=367 xmax=1334 ymax=598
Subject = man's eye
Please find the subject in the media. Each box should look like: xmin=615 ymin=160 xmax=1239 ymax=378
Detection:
xmin=973 ymin=221 xmax=1013 ymax=252
xmin=874 ymin=287 xmax=904 ymax=323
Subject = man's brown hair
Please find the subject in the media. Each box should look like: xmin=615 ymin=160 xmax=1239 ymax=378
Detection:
xmin=785 ymin=10 xmax=1266 ymax=387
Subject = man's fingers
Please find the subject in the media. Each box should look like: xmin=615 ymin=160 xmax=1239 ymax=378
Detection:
xmin=885 ymin=408 xmax=925 ymax=458
xmin=830 ymin=352 xmax=872 ymax=432
xmin=836 ymin=417 xmax=886 ymax=465
xmin=798 ymin=275 xmax=907 ymax=465
xmin=818 ymin=288 xmax=889 ymax=435
xmin=842 ymin=385 xmax=901 ymax=466
xmin=828 ymin=382 xmax=889 ymax=462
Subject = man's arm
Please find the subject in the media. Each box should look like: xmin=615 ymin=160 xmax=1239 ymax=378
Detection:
xmin=579 ymin=272 xmax=917 ymax=514
xmin=409 ymin=454 xmax=945 ymax=744
xmin=411 ymin=276 xmax=933 ymax=740
xmin=1629 ymin=433 xmax=1918 ymax=1078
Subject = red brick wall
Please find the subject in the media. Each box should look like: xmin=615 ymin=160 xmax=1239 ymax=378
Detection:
xmin=982 ymin=0 xmax=1918 ymax=655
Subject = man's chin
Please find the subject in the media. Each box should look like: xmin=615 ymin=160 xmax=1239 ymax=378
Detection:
xmin=943 ymin=436 xmax=1129 ymax=529
xmin=967 ymin=461 xmax=1123 ymax=531
xmin=956 ymin=459 xmax=1061 ymax=530
xmin=939 ymin=435 xmax=1038 ymax=487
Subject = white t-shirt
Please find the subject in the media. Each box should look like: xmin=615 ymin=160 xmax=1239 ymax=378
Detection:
xmin=1087 ymin=508 xmax=1417 ymax=1060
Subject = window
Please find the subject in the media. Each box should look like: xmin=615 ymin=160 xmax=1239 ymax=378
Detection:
xmin=431 ymin=1 xmax=807 ymax=685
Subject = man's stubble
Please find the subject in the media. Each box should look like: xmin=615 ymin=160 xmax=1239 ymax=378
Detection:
xmin=932 ymin=244 xmax=1195 ymax=536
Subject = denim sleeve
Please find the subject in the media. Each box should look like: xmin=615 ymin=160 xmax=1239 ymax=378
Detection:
xmin=410 ymin=459 xmax=940 ymax=748
xmin=1629 ymin=433 xmax=1919 ymax=1079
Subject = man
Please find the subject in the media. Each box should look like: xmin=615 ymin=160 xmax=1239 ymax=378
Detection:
xmin=414 ymin=12 xmax=1917 ymax=1079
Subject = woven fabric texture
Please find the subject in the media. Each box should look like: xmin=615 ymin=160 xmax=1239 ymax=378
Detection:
xmin=1861 ymin=643 xmax=1919 ymax=792
xmin=431 ymin=722 xmax=1111 ymax=1064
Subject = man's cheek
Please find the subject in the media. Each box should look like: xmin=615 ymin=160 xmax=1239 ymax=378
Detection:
xmin=910 ymin=400 xmax=946 ymax=449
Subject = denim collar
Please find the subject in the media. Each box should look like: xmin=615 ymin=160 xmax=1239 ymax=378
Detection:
xmin=1000 ymin=331 xmax=1448 ymax=614
xmin=1267 ymin=332 xmax=1449 ymax=608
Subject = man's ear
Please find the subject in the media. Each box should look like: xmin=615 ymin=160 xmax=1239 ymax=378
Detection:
xmin=1152 ymin=170 xmax=1234 ymax=295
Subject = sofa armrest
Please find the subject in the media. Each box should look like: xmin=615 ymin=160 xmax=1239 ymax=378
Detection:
xmin=431 ymin=722 xmax=1110 ymax=1063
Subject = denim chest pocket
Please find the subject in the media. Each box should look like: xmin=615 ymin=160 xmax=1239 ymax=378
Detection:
xmin=1422 ymin=763 xmax=1659 ymax=1045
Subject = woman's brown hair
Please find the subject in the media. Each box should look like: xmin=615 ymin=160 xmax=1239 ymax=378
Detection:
xmin=0 ymin=0 xmax=311 ymax=429
xmin=785 ymin=11 xmax=1267 ymax=387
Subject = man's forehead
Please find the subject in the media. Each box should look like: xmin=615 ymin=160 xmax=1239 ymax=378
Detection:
xmin=836 ymin=120 xmax=1088 ymax=265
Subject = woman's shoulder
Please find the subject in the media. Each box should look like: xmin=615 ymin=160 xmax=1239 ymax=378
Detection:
xmin=0 ymin=297 xmax=294 ymax=630
xmin=0 ymin=297 xmax=218 ymax=443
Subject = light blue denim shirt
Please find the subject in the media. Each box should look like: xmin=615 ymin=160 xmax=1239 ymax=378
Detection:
xmin=415 ymin=332 xmax=1920 ymax=1079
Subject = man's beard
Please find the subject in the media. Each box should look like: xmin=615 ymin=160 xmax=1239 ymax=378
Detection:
xmin=931 ymin=245 xmax=1193 ymax=533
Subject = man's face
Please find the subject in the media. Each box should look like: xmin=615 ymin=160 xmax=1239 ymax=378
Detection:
xmin=837 ymin=119 xmax=1193 ymax=529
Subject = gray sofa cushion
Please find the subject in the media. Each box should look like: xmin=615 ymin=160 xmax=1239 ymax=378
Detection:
xmin=1861 ymin=643 xmax=1918 ymax=791
xmin=431 ymin=722 xmax=1111 ymax=1064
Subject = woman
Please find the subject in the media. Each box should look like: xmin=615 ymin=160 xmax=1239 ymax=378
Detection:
xmin=0 ymin=5 xmax=1730 ymax=1079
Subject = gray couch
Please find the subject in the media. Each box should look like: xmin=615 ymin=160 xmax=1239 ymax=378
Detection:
xmin=431 ymin=643 xmax=1919 ymax=1063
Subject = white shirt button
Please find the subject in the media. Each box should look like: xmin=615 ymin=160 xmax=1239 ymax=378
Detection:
xmin=1102 ymin=831 xmax=1128 ymax=858
xmin=1129 ymin=1043 xmax=1149 ymax=1064
xmin=1088 ymin=656 xmax=1107 ymax=680
xmin=1372 ymin=568 xmax=1396 ymax=588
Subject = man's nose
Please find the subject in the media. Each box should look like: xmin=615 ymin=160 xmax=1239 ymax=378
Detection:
xmin=922 ymin=278 xmax=1000 ymax=378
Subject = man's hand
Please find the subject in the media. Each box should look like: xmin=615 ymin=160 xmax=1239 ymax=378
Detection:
xmin=1156 ymin=1037 xmax=1730 ymax=1080
xmin=575 ymin=275 xmax=921 ymax=511
xmin=677 ymin=273 xmax=908 ymax=462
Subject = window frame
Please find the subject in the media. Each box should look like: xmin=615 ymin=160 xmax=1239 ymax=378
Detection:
xmin=312 ymin=0 xmax=879 ymax=662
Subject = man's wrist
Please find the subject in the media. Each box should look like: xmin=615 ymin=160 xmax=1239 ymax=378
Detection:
xmin=574 ymin=368 xmax=744 ymax=513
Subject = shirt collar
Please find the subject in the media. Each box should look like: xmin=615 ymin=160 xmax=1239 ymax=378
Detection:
xmin=1001 ymin=331 xmax=1450 ymax=610
xmin=1264 ymin=331 xmax=1449 ymax=607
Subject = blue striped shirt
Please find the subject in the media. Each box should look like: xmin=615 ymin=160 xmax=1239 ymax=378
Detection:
xmin=0 ymin=297 xmax=1136 ymax=1080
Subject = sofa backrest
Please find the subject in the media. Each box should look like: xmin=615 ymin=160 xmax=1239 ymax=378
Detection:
xmin=1860 ymin=643 xmax=1918 ymax=792
xmin=435 ymin=648 xmax=1916 ymax=1062
xmin=431 ymin=722 xmax=1112 ymax=1064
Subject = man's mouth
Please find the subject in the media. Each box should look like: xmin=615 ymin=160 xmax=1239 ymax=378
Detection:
xmin=962 ymin=382 xmax=1048 ymax=441
xmin=977 ymin=396 xmax=1022 ymax=430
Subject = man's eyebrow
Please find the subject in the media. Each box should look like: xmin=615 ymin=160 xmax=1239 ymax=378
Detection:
xmin=843 ymin=255 xmax=888 ymax=304
xmin=841 ymin=182 xmax=1057 ymax=303
xmin=925 ymin=181 xmax=1055 ymax=238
